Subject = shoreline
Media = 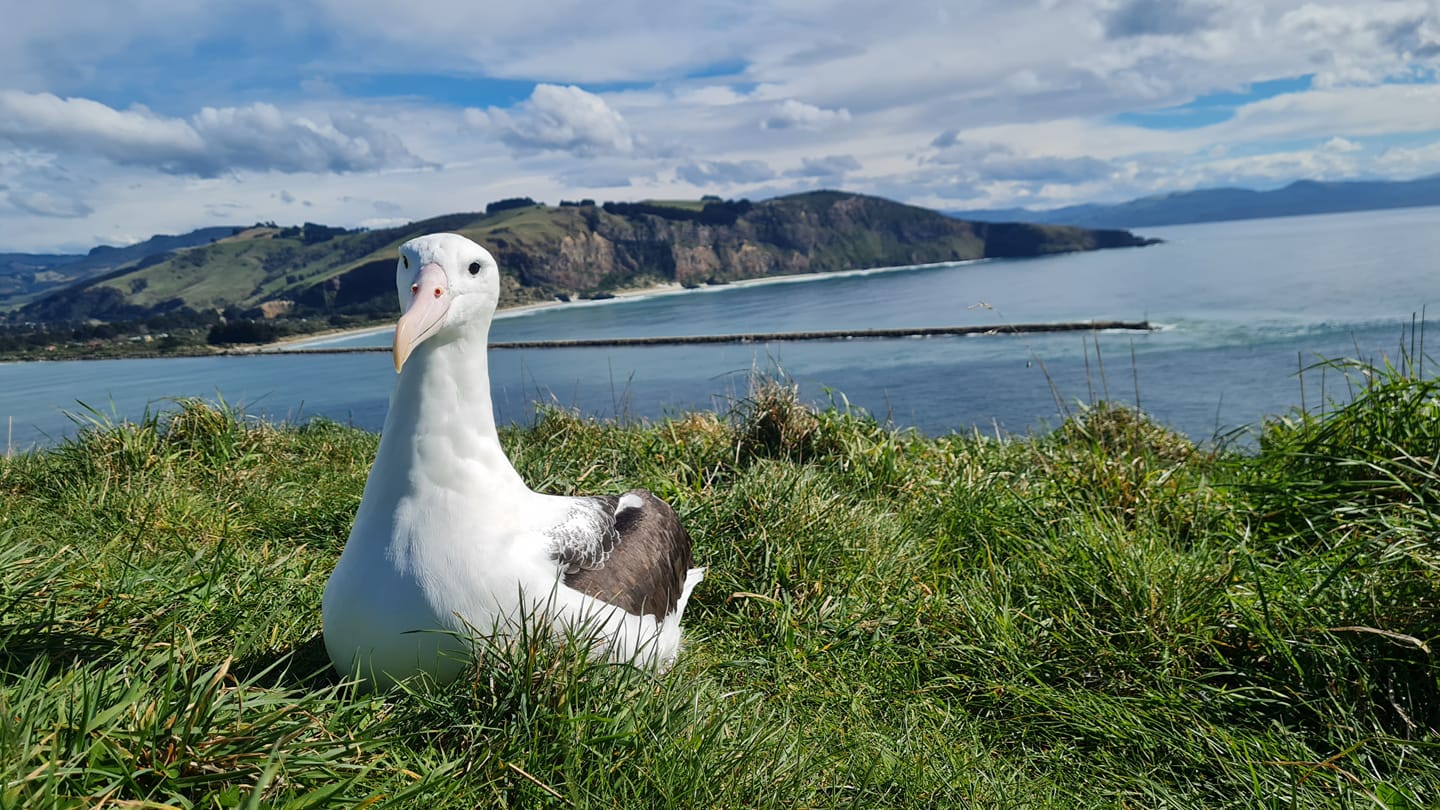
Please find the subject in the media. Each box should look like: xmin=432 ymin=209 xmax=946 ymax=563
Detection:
xmin=0 ymin=259 xmax=989 ymax=361
xmin=274 ymin=259 xmax=984 ymax=350
xmin=268 ymin=280 xmax=689 ymax=350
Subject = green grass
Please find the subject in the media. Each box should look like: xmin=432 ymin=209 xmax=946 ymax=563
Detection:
xmin=1 ymin=364 xmax=1437 ymax=807
xmin=96 ymin=240 xmax=276 ymax=309
xmin=467 ymin=205 xmax=582 ymax=247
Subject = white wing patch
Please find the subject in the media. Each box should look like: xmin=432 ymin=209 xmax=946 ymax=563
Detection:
xmin=617 ymin=492 xmax=645 ymax=514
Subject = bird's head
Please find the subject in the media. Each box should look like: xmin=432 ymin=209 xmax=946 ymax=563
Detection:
xmin=392 ymin=233 xmax=500 ymax=372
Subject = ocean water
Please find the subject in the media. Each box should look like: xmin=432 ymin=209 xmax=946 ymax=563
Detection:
xmin=3 ymin=206 xmax=1437 ymax=452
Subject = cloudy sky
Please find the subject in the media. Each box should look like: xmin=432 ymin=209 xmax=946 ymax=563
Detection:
xmin=3 ymin=0 xmax=1439 ymax=252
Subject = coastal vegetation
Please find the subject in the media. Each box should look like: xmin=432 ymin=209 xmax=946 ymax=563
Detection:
xmin=0 ymin=191 xmax=1156 ymax=360
xmin=0 ymin=356 xmax=1435 ymax=807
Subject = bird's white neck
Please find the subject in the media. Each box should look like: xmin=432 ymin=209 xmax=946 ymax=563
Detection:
xmin=375 ymin=325 xmax=528 ymax=496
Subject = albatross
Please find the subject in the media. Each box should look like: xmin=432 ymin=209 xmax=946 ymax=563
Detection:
xmin=322 ymin=233 xmax=704 ymax=688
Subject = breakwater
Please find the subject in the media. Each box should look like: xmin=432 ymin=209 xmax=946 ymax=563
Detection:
xmin=255 ymin=320 xmax=1154 ymax=355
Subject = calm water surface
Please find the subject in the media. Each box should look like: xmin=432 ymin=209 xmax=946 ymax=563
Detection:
xmin=3 ymin=207 xmax=1437 ymax=451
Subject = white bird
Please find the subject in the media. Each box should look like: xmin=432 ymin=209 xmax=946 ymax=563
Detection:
xmin=322 ymin=233 xmax=704 ymax=688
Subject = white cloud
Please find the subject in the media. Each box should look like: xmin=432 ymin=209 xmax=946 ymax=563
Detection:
xmin=1374 ymin=139 xmax=1440 ymax=175
xmin=4 ymin=189 xmax=94 ymax=218
xmin=675 ymin=159 xmax=776 ymax=185
xmin=552 ymin=165 xmax=642 ymax=189
xmin=0 ymin=92 xmax=202 ymax=167
xmin=0 ymin=91 xmax=429 ymax=177
xmin=1323 ymin=136 xmax=1363 ymax=153
xmin=761 ymin=99 xmax=852 ymax=130
xmin=470 ymin=84 xmax=637 ymax=157
xmin=1211 ymin=83 xmax=1440 ymax=142
xmin=1279 ymin=0 xmax=1440 ymax=86
xmin=189 ymin=105 xmax=426 ymax=175
xmin=5 ymin=0 xmax=1440 ymax=250
xmin=786 ymin=155 xmax=862 ymax=177
xmin=925 ymin=133 xmax=1118 ymax=183
xmin=1189 ymin=145 xmax=1366 ymax=186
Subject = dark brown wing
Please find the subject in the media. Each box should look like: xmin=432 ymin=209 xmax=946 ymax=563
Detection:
xmin=557 ymin=489 xmax=693 ymax=620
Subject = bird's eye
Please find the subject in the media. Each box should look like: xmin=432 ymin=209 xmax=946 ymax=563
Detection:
xmin=402 ymin=256 xmax=409 ymax=269
xmin=468 ymin=261 xmax=482 ymax=276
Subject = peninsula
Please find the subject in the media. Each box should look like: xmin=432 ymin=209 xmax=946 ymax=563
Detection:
xmin=0 ymin=190 xmax=1159 ymax=360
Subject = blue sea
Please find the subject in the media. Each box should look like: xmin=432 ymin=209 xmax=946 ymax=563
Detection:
xmin=3 ymin=206 xmax=1437 ymax=452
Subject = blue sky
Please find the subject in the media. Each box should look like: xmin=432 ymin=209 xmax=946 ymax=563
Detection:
xmin=1112 ymin=76 xmax=1317 ymax=130
xmin=3 ymin=0 xmax=1440 ymax=252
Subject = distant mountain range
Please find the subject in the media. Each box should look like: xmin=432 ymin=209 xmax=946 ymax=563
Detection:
xmin=949 ymin=174 xmax=1440 ymax=229
xmin=2 ymin=191 xmax=1156 ymax=325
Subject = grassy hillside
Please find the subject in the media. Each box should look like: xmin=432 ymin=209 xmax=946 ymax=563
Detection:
xmin=0 ymin=357 xmax=1435 ymax=807
xmin=0 ymin=254 xmax=83 ymax=304
xmin=81 ymin=224 xmax=440 ymax=314
xmin=14 ymin=192 xmax=1156 ymax=326
xmin=0 ymin=227 xmax=238 ymax=311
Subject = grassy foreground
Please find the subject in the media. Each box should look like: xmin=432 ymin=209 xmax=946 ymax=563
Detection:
xmin=0 ymin=363 xmax=1437 ymax=808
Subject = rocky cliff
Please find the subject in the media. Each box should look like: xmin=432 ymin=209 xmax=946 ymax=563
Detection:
xmin=298 ymin=191 xmax=1156 ymax=316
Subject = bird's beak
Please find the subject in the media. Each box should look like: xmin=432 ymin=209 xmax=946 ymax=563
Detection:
xmin=393 ymin=263 xmax=451 ymax=373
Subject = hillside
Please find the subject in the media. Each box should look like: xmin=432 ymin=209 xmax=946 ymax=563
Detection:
xmin=951 ymin=173 xmax=1440 ymax=228
xmin=0 ymin=227 xmax=237 ymax=308
xmin=11 ymin=191 xmax=1157 ymax=325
